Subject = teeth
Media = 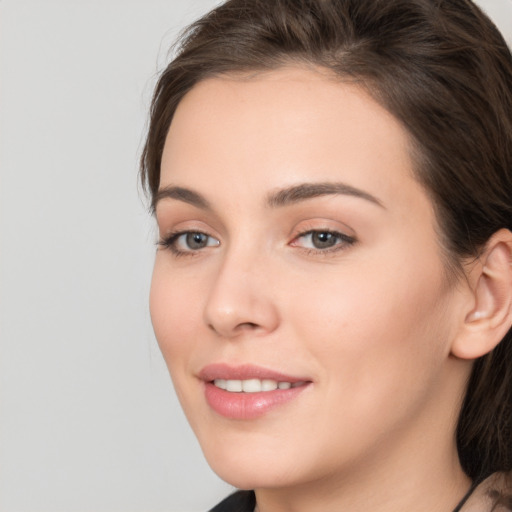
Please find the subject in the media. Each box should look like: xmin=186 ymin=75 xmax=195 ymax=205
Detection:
xmin=226 ymin=380 xmax=243 ymax=392
xmin=213 ymin=378 xmax=300 ymax=393
xmin=242 ymin=379 xmax=262 ymax=392
xmin=214 ymin=379 xmax=227 ymax=390
xmin=261 ymin=379 xmax=278 ymax=391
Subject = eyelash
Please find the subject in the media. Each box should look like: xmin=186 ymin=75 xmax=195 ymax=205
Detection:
xmin=157 ymin=229 xmax=356 ymax=257
xmin=291 ymin=229 xmax=356 ymax=255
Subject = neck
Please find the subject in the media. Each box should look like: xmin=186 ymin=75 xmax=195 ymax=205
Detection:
xmin=254 ymin=458 xmax=470 ymax=512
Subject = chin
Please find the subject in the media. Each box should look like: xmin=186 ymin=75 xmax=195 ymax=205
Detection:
xmin=201 ymin=442 xmax=304 ymax=490
xmin=211 ymin=463 xmax=296 ymax=491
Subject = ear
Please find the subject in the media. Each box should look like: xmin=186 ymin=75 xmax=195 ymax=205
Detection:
xmin=451 ymin=229 xmax=512 ymax=360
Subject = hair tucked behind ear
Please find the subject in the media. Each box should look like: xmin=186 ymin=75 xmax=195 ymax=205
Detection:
xmin=141 ymin=0 xmax=512 ymax=486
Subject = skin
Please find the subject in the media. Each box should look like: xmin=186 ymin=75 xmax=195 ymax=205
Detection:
xmin=150 ymin=66 xmax=476 ymax=512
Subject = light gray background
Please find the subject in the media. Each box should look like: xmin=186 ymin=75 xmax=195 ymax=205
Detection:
xmin=1 ymin=1 xmax=511 ymax=511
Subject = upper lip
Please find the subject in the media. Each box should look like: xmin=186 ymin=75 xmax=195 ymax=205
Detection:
xmin=199 ymin=363 xmax=310 ymax=383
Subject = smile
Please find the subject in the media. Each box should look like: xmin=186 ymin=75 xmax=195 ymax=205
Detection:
xmin=213 ymin=378 xmax=307 ymax=393
xmin=199 ymin=364 xmax=312 ymax=419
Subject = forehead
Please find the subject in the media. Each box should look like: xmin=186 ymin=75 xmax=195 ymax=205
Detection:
xmin=160 ymin=66 xmax=426 ymax=215
xmin=166 ymin=66 xmax=409 ymax=155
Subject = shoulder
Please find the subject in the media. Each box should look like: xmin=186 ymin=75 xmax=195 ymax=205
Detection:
xmin=209 ymin=490 xmax=256 ymax=512
xmin=463 ymin=472 xmax=512 ymax=511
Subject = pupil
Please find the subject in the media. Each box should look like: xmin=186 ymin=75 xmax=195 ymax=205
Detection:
xmin=187 ymin=232 xmax=207 ymax=249
xmin=312 ymin=232 xmax=337 ymax=248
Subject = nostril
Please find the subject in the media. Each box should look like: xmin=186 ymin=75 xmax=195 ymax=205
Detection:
xmin=238 ymin=322 xmax=260 ymax=330
xmin=208 ymin=321 xmax=260 ymax=335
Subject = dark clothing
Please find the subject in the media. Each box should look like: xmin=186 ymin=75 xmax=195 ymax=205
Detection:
xmin=209 ymin=473 xmax=512 ymax=512
xmin=209 ymin=490 xmax=255 ymax=512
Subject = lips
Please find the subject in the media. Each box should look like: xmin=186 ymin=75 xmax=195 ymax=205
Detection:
xmin=199 ymin=363 xmax=311 ymax=420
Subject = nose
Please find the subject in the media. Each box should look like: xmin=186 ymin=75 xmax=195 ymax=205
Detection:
xmin=203 ymin=249 xmax=280 ymax=338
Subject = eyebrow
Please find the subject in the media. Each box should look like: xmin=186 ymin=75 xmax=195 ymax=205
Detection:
xmin=153 ymin=186 xmax=211 ymax=213
xmin=153 ymin=181 xmax=384 ymax=213
xmin=267 ymin=182 xmax=385 ymax=209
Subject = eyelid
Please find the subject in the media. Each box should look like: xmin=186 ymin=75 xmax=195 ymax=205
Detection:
xmin=289 ymin=216 xmax=355 ymax=236
xmin=156 ymin=217 xmax=219 ymax=243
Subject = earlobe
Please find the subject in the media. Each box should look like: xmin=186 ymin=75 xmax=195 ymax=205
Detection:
xmin=451 ymin=229 xmax=512 ymax=360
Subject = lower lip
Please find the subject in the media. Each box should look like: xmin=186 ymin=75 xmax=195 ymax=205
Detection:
xmin=204 ymin=382 xmax=310 ymax=420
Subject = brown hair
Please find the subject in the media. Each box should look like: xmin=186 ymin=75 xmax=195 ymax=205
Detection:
xmin=141 ymin=0 xmax=512 ymax=483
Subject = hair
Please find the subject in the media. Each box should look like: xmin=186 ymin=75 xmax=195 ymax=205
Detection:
xmin=141 ymin=0 xmax=512 ymax=487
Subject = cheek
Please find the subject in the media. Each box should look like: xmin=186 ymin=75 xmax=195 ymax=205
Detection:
xmin=289 ymin=251 xmax=455 ymax=410
xmin=149 ymin=258 xmax=204 ymax=374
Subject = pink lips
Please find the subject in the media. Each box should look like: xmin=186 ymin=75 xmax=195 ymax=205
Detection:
xmin=199 ymin=364 xmax=311 ymax=420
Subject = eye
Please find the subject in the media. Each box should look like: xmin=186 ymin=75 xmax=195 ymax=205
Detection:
xmin=158 ymin=231 xmax=220 ymax=255
xmin=291 ymin=230 xmax=355 ymax=252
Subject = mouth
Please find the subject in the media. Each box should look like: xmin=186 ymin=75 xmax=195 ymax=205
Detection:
xmin=199 ymin=364 xmax=312 ymax=420
xmin=212 ymin=378 xmax=307 ymax=392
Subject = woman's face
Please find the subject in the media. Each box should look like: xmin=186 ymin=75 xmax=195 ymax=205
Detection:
xmin=151 ymin=67 xmax=469 ymax=490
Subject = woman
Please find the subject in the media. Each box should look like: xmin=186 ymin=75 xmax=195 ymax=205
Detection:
xmin=141 ymin=0 xmax=512 ymax=510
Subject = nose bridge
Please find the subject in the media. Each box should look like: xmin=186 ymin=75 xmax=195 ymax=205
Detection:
xmin=203 ymin=237 xmax=279 ymax=338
